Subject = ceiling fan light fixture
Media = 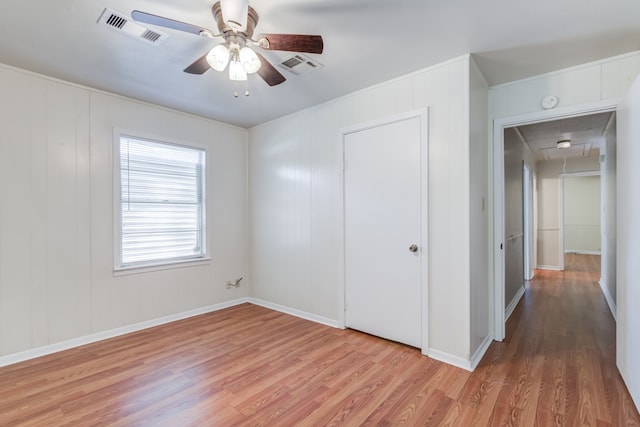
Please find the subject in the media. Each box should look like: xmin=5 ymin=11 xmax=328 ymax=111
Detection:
xmin=239 ymin=46 xmax=261 ymax=73
xmin=206 ymin=44 xmax=230 ymax=71
xmin=229 ymin=58 xmax=248 ymax=81
xmin=557 ymin=139 xmax=571 ymax=149
xmin=219 ymin=0 xmax=248 ymax=32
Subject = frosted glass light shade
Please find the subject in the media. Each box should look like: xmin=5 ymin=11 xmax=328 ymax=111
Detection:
xmin=220 ymin=0 xmax=248 ymax=31
xmin=229 ymin=59 xmax=247 ymax=81
xmin=239 ymin=47 xmax=261 ymax=73
xmin=206 ymin=44 xmax=230 ymax=71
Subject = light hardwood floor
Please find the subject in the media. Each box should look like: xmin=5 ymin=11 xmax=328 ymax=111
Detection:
xmin=1 ymin=254 xmax=638 ymax=426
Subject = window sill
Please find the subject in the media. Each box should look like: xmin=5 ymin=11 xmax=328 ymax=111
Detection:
xmin=114 ymin=257 xmax=212 ymax=277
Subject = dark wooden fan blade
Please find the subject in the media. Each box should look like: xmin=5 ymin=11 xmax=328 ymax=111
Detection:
xmin=184 ymin=54 xmax=210 ymax=74
xmin=256 ymin=53 xmax=286 ymax=86
xmin=131 ymin=10 xmax=210 ymax=36
xmin=258 ymin=34 xmax=323 ymax=54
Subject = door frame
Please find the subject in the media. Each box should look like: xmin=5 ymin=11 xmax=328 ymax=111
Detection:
xmin=523 ymin=163 xmax=533 ymax=280
xmin=338 ymin=108 xmax=429 ymax=355
xmin=559 ymin=171 xmax=601 ymax=265
xmin=492 ymin=99 xmax=617 ymax=341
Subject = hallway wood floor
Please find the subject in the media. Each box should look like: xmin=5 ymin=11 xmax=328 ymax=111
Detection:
xmin=0 ymin=254 xmax=638 ymax=426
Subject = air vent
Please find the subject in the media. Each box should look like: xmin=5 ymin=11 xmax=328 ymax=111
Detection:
xmin=97 ymin=8 xmax=167 ymax=46
xmin=278 ymin=54 xmax=323 ymax=76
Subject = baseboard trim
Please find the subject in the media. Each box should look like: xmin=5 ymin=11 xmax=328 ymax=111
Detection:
xmin=564 ymin=250 xmax=602 ymax=255
xmin=428 ymin=349 xmax=473 ymax=371
xmin=470 ymin=335 xmax=493 ymax=371
xmin=248 ymin=298 xmax=340 ymax=329
xmin=537 ymin=265 xmax=563 ymax=271
xmin=252 ymin=298 xmax=479 ymax=372
xmin=0 ymin=298 xmax=249 ymax=368
xmin=599 ymin=279 xmax=617 ymax=321
xmin=505 ymin=286 xmax=525 ymax=321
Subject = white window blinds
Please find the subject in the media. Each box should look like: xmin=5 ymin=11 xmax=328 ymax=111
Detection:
xmin=119 ymin=136 xmax=206 ymax=267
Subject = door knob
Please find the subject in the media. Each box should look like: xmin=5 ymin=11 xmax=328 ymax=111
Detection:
xmin=409 ymin=244 xmax=418 ymax=253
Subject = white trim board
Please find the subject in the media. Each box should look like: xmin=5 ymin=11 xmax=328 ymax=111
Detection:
xmin=0 ymin=298 xmax=250 ymax=368
xmin=536 ymin=265 xmax=563 ymax=271
xmin=505 ymin=286 xmax=526 ymax=321
xmin=470 ymin=335 xmax=494 ymax=371
xmin=599 ymin=280 xmax=617 ymax=322
xmin=247 ymin=298 xmax=340 ymax=329
xmin=428 ymin=348 xmax=486 ymax=372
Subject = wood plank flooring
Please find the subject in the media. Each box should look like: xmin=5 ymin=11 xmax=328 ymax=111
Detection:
xmin=1 ymin=254 xmax=638 ymax=426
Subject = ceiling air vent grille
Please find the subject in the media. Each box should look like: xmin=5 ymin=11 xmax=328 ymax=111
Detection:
xmin=141 ymin=30 xmax=163 ymax=43
xmin=278 ymin=54 xmax=323 ymax=76
xmin=105 ymin=13 xmax=127 ymax=30
xmin=97 ymin=8 xmax=167 ymax=46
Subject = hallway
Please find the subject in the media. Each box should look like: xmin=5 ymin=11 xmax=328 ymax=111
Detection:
xmin=477 ymin=254 xmax=639 ymax=425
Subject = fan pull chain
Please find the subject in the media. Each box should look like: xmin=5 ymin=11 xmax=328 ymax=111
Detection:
xmin=233 ymin=81 xmax=251 ymax=98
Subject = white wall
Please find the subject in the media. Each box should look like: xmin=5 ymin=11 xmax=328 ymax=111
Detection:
xmin=535 ymin=158 xmax=600 ymax=268
xmin=469 ymin=58 xmax=491 ymax=360
xmin=250 ymin=55 xmax=487 ymax=364
xmin=617 ymin=73 xmax=640 ymax=411
xmin=601 ymin=120 xmax=617 ymax=317
xmin=502 ymin=128 xmax=536 ymax=308
xmin=563 ymin=175 xmax=601 ymax=253
xmin=491 ymin=52 xmax=640 ymax=118
xmin=0 ymin=64 xmax=249 ymax=361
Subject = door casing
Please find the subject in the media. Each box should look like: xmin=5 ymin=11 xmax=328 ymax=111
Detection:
xmin=338 ymin=109 xmax=429 ymax=355
xmin=492 ymin=99 xmax=617 ymax=341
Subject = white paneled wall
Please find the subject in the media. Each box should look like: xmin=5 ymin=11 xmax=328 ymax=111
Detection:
xmin=250 ymin=56 xmax=485 ymax=363
xmin=468 ymin=58 xmax=490 ymax=361
xmin=617 ymin=73 xmax=640 ymax=410
xmin=0 ymin=65 xmax=249 ymax=360
xmin=491 ymin=51 xmax=640 ymax=118
xmin=601 ymin=121 xmax=617 ymax=318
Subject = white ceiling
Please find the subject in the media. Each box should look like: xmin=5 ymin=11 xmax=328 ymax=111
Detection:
xmin=0 ymin=0 xmax=638 ymax=128
xmin=516 ymin=112 xmax=615 ymax=161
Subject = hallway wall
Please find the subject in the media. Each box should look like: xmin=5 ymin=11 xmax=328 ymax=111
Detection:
xmin=601 ymin=120 xmax=617 ymax=318
xmin=563 ymin=175 xmax=601 ymax=254
xmin=503 ymin=128 xmax=536 ymax=312
xmin=535 ymin=157 xmax=600 ymax=269
xmin=617 ymin=73 xmax=640 ymax=411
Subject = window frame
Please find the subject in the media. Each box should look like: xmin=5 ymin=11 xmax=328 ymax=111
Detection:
xmin=113 ymin=129 xmax=210 ymax=275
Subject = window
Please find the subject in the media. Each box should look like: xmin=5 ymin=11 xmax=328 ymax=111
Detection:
xmin=117 ymin=135 xmax=206 ymax=270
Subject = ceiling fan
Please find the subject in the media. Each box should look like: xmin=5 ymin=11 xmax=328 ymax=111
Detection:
xmin=131 ymin=0 xmax=324 ymax=87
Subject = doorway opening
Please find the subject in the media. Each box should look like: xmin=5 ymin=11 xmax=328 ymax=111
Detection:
xmin=493 ymin=101 xmax=617 ymax=341
xmin=560 ymin=171 xmax=602 ymax=273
